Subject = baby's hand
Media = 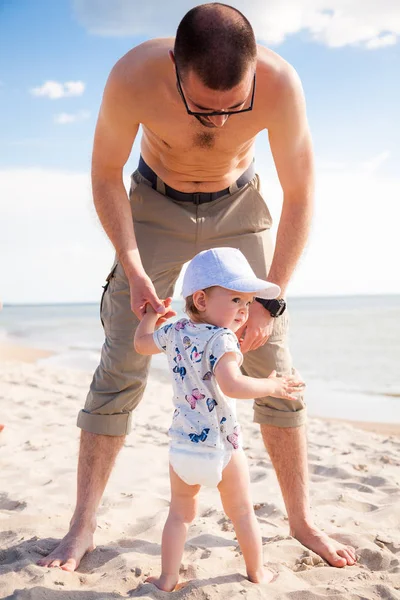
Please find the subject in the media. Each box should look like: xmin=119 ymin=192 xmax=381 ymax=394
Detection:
xmin=267 ymin=370 xmax=305 ymax=401
xmin=145 ymin=297 xmax=177 ymax=326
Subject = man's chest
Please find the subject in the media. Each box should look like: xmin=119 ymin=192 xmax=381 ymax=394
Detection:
xmin=141 ymin=111 xmax=262 ymax=154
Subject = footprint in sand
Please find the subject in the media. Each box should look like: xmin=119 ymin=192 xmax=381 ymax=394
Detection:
xmin=358 ymin=547 xmax=392 ymax=571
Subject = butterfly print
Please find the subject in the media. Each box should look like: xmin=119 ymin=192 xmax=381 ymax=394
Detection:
xmin=173 ymin=365 xmax=186 ymax=380
xmin=202 ymin=371 xmax=212 ymax=381
xmin=173 ymin=408 xmax=180 ymax=419
xmin=227 ymin=426 xmax=240 ymax=449
xmin=173 ymin=347 xmax=183 ymax=362
xmin=209 ymin=354 xmax=217 ymax=369
xmin=205 ymin=325 xmax=219 ymax=330
xmin=189 ymin=428 xmax=210 ymax=443
xmin=190 ymin=346 xmax=203 ymax=363
xmin=185 ymin=388 xmax=205 ymax=410
xmin=220 ymin=416 xmax=227 ymax=432
xmin=175 ymin=319 xmax=189 ymax=331
xmin=183 ymin=336 xmax=192 ymax=349
xmin=206 ymin=397 xmax=217 ymax=412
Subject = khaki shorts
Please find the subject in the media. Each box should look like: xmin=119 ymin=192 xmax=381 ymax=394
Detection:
xmin=77 ymin=169 xmax=306 ymax=436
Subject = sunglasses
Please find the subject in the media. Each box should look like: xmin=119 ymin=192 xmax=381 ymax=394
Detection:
xmin=176 ymin=68 xmax=256 ymax=117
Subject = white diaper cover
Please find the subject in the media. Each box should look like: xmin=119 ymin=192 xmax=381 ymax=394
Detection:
xmin=169 ymin=442 xmax=232 ymax=487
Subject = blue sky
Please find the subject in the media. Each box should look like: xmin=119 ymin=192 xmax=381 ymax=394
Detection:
xmin=1 ymin=1 xmax=399 ymax=302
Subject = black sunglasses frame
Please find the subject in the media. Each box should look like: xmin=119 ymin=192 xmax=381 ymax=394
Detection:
xmin=176 ymin=68 xmax=256 ymax=117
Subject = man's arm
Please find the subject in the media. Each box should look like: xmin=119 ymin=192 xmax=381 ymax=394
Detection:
xmin=238 ymin=65 xmax=314 ymax=353
xmin=92 ymin=51 xmax=164 ymax=317
xmin=267 ymin=65 xmax=315 ymax=296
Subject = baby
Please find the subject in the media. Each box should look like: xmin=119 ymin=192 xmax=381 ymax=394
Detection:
xmin=135 ymin=247 xmax=304 ymax=591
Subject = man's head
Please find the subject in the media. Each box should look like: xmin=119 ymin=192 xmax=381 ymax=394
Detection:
xmin=171 ymin=3 xmax=257 ymax=128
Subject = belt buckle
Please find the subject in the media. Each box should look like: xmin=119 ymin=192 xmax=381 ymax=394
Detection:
xmin=193 ymin=193 xmax=201 ymax=205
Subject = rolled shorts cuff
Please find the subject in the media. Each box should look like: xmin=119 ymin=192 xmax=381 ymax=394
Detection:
xmin=77 ymin=409 xmax=132 ymax=436
xmin=253 ymin=401 xmax=307 ymax=428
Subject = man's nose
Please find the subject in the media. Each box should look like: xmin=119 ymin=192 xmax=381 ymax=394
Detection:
xmin=208 ymin=114 xmax=229 ymax=127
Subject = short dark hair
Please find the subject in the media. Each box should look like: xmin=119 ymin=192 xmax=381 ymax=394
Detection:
xmin=174 ymin=3 xmax=257 ymax=91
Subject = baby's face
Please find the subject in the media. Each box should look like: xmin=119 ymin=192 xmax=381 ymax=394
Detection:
xmin=203 ymin=287 xmax=254 ymax=331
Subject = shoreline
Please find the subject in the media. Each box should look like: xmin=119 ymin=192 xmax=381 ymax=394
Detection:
xmin=0 ymin=341 xmax=54 ymax=363
xmin=1 ymin=340 xmax=399 ymax=437
xmin=321 ymin=416 xmax=400 ymax=437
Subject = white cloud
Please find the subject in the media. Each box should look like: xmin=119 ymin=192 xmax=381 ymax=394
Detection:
xmin=30 ymin=80 xmax=85 ymax=100
xmin=54 ymin=110 xmax=91 ymax=125
xmin=0 ymin=168 xmax=114 ymax=304
xmin=360 ymin=151 xmax=391 ymax=174
xmin=0 ymin=161 xmax=399 ymax=304
xmin=366 ymin=33 xmax=398 ymax=49
xmin=72 ymin=0 xmax=400 ymax=49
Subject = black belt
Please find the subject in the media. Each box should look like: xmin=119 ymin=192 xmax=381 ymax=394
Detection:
xmin=138 ymin=156 xmax=255 ymax=204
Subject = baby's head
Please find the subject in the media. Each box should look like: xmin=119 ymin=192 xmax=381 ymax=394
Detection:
xmin=182 ymin=248 xmax=280 ymax=332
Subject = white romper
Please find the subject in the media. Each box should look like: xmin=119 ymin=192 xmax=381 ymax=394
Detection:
xmin=153 ymin=318 xmax=243 ymax=487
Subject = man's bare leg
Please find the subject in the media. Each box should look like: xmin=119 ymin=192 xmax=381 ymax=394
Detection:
xmin=261 ymin=424 xmax=357 ymax=567
xmin=37 ymin=430 xmax=125 ymax=572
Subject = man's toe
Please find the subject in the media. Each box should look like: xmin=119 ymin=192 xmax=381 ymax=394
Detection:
xmin=60 ymin=558 xmax=77 ymax=572
xmin=347 ymin=546 xmax=357 ymax=561
xmin=49 ymin=559 xmax=62 ymax=568
xmin=337 ymin=548 xmax=355 ymax=565
xmin=326 ymin=549 xmax=347 ymax=567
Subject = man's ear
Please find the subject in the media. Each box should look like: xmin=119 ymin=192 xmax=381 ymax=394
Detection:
xmin=193 ymin=290 xmax=207 ymax=312
xmin=169 ymin=50 xmax=176 ymax=65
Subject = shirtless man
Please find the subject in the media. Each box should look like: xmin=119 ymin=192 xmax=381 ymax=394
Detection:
xmin=38 ymin=3 xmax=356 ymax=571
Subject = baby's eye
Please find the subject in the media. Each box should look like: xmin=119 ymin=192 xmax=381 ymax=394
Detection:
xmin=232 ymin=297 xmax=240 ymax=303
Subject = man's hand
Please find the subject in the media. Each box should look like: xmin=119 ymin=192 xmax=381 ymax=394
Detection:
xmin=145 ymin=297 xmax=177 ymax=327
xmin=236 ymin=300 xmax=274 ymax=353
xmin=129 ymin=273 xmax=175 ymax=321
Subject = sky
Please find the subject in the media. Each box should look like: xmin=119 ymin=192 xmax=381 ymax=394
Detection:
xmin=0 ymin=0 xmax=399 ymax=303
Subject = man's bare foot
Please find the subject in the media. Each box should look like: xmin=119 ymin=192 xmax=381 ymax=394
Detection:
xmin=145 ymin=574 xmax=181 ymax=592
xmin=37 ymin=523 xmax=95 ymax=572
xmin=247 ymin=567 xmax=275 ymax=584
xmin=292 ymin=524 xmax=357 ymax=567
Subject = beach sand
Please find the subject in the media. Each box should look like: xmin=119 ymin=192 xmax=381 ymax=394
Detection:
xmin=1 ymin=346 xmax=400 ymax=599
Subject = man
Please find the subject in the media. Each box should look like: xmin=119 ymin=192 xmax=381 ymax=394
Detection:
xmin=39 ymin=3 xmax=356 ymax=571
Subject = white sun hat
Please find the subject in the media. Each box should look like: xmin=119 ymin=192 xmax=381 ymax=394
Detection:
xmin=182 ymin=247 xmax=280 ymax=299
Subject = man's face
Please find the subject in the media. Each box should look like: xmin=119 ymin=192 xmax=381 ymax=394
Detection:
xmin=178 ymin=67 xmax=255 ymax=129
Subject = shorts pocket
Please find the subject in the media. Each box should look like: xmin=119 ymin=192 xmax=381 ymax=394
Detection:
xmin=248 ymin=175 xmax=273 ymax=229
xmin=100 ymin=264 xmax=118 ymax=328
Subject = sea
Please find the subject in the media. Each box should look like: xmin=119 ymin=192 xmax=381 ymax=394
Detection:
xmin=1 ymin=295 xmax=399 ymax=424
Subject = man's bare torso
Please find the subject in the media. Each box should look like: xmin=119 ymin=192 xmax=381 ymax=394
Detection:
xmin=111 ymin=38 xmax=292 ymax=192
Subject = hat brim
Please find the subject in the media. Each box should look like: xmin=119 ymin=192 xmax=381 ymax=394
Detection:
xmin=220 ymin=277 xmax=281 ymax=299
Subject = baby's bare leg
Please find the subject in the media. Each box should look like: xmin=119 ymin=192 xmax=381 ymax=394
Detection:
xmin=218 ymin=450 xmax=273 ymax=584
xmin=146 ymin=464 xmax=201 ymax=592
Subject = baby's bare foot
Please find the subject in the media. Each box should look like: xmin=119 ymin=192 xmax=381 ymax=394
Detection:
xmin=248 ymin=567 xmax=275 ymax=584
xmin=145 ymin=575 xmax=179 ymax=593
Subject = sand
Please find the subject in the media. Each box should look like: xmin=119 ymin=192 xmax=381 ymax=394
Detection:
xmin=1 ymin=347 xmax=400 ymax=599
